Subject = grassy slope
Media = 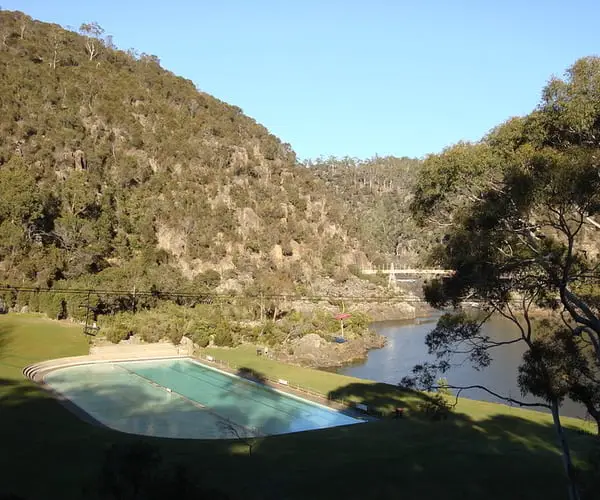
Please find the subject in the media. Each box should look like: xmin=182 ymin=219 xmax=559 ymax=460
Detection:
xmin=205 ymin=345 xmax=593 ymax=427
xmin=0 ymin=314 xmax=89 ymax=379
xmin=0 ymin=314 xmax=596 ymax=499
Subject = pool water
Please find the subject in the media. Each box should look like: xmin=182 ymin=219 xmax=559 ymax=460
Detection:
xmin=43 ymin=359 xmax=361 ymax=439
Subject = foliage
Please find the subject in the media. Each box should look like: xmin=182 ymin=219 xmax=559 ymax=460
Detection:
xmin=1 ymin=314 xmax=597 ymax=500
xmin=308 ymin=155 xmax=427 ymax=265
xmin=213 ymin=326 xmax=235 ymax=347
xmin=418 ymin=378 xmax=453 ymax=421
xmin=411 ymin=57 xmax=600 ymax=434
xmin=409 ymin=56 xmax=600 ymax=498
xmin=0 ymin=10 xmax=371 ymax=299
xmin=518 ymin=319 xmax=600 ymax=426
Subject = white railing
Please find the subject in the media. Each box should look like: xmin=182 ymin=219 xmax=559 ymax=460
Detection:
xmin=196 ymin=353 xmax=373 ymax=414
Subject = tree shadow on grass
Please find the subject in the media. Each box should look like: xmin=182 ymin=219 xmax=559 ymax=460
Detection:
xmin=237 ymin=380 xmax=600 ymax=500
xmin=1 ymin=372 xmax=599 ymax=500
xmin=327 ymin=381 xmax=440 ymax=417
xmin=0 ymin=376 xmax=238 ymax=499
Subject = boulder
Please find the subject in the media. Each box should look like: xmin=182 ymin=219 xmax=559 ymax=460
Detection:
xmin=178 ymin=336 xmax=195 ymax=355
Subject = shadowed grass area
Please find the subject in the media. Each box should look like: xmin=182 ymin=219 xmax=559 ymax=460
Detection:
xmin=0 ymin=314 xmax=598 ymax=499
xmin=205 ymin=345 xmax=594 ymax=430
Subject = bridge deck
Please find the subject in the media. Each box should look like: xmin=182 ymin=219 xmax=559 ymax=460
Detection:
xmin=361 ymin=269 xmax=454 ymax=276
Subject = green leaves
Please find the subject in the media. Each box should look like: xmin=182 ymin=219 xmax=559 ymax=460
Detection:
xmin=0 ymin=157 xmax=42 ymax=224
xmin=411 ymin=57 xmax=600 ymax=434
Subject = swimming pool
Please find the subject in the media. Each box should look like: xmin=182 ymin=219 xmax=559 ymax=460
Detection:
xmin=43 ymin=358 xmax=361 ymax=439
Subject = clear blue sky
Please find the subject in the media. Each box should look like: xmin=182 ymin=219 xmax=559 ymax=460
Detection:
xmin=5 ymin=1 xmax=600 ymax=160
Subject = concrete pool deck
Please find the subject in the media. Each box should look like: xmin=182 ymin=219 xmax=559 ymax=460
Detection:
xmin=23 ymin=343 xmax=186 ymax=382
xmin=28 ymin=356 xmax=367 ymax=439
xmin=23 ymin=344 xmax=373 ymax=428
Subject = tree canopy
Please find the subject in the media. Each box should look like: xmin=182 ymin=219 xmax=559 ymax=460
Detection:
xmin=0 ymin=10 xmax=377 ymax=297
xmin=409 ymin=56 xmax=600 ymax=500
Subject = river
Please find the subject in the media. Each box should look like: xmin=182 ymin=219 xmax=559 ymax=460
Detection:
xmin=338 ymin=314 xmax=588 ymax=420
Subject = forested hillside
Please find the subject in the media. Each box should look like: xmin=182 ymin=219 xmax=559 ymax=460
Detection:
xmin=0 ymin=10 xmax=374 ymax=296
xmin=309 ymin=156 xmax=437 ymax=267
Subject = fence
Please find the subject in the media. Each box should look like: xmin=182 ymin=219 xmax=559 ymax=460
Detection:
xmin=196 ymin=353 xmax=375 ymax=416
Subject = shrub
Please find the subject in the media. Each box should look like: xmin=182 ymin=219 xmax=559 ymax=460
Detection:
xmin=194 ymin=335 xmax=210 ymax=348
xmin=213 ymin=328 xmax=234 ymax=347
xmin=38 ymin=293 xmax=67 ymax=319
xmin=192 ymin=269 xmax=221 ymax=290
xmin=165 ymin=326 xmax=184 ymax=345
xmin=104 ymin=324 xmax=131 ymax=344
xmin=188 ymin=319 xmax=214 ymax=347
xmin=332 ymin=268 xmax=350 ymax=284
xmin=348 ymin=264 xmax=362 ymax=277
xmin=419 ymin=379 xmax=453 ymax=420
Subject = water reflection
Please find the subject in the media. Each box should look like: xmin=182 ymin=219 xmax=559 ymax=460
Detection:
xmin=338 ymin=314 xmax=587 ymax=419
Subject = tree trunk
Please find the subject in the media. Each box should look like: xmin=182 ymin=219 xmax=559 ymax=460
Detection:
xmin=585 ymin=406 xmax=600 ymax=436
xmin=550 ymin=399 xmax=580 ymax=500
xmin=260 ymin=294 xmax=264 ymax=322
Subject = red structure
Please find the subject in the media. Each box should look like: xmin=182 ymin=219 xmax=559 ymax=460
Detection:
xmin=334 ymin=313 xmax=351 ymax=321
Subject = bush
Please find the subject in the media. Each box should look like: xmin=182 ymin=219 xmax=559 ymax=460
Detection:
xmin=419 ymin=393 xmax=452 ymax=421
xmin=192 ymin=269 xmax=221 ymax=290
xmin=348 ymin=264 xmax=362 ymax=277
xmin=260 ymin=320 xmax=286 ymax=346
xmin=213 ymin=328 xmax=234 ymax=347
xmin=38 ymin=293 xmax=67 ymax=319
xmin=104 ymin=324 xmax=131 ymax=343
xmin=194 ymin=335 xmax=210 ymax=348
xmin=188 ymin=319 xmax=214 ymax=347
xmin=165 ymin=326 xmax=184 ymax=345
xmin=419 ymin=379 xmax=453 ymax=421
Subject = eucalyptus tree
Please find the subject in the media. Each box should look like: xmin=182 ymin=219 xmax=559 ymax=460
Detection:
xmin=407 ymin=57 xmax=600 ymax=500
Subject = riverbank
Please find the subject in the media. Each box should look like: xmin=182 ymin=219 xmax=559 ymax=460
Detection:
xmin=338 ymin=313 xmax=592 ymax=420
xmin=272 ymin=329 xmax=386 ymax=369
xmin=0 ymin=313 xmax=597 ymax=499
xmin=202 ymin=344 xmax=593 ymax=429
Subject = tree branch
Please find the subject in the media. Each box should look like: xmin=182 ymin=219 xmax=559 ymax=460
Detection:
xmin=432 ymin=384 xmax=551 ymax=409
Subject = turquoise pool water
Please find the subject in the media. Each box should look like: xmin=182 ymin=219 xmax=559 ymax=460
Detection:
xmin=43 ymin=358 xmax=361 ymax=439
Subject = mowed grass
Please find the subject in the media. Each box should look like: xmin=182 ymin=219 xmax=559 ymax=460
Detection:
xmin=205 ymin=344 xmax=363 ymax=393
xmin=205 ymin=345 xmax=594 ymax=429
xmin=0 ymin=314 xmax=597 ymax=500
xmin=0 ymin=313 xmax=89 ymax=379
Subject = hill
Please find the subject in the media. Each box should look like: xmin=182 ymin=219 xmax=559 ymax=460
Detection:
xmin=0 ymin=10 xmax=374 ymax=297
xmin=308 ymin=155 xmax=440 ymax=267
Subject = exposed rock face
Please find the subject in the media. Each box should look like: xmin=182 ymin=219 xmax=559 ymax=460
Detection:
xmin=178 ymin=336 xmax=195 ymax=355
xmin=275 ymin=331 xmax=386 ymax=369
xmin=0 ymin=298 xmax=7 ymax=314
xmin=238 ymin=207 xmax=261 ymax=234
xmin=358 ymin=301 xmax=417 ymax=321
xmin=156 ymin=224 xmax=187 ymax=258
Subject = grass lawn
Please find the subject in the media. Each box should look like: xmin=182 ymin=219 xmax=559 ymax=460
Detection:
xmin=0 ymin=313 xmax=89 ymax=379
xmin=205 ymin=345 xmax=595 ymax=428
xmin=0 ymin=314 xmax=598 ymax=499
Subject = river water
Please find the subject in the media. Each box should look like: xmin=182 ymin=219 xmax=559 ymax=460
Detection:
xmin=338 ymin=314 xmax=587 ymax=420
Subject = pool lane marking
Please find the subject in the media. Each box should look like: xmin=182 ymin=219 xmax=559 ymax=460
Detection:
xmin=122 ymin=360 xmax=359 ymax=429
xmin=116 ymin=363 xmax=261 ymax=438
xmin=163 ymin=361 xmax=360 ymax=427
xmin=159 ymin=362 xmax=318 ymax=424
